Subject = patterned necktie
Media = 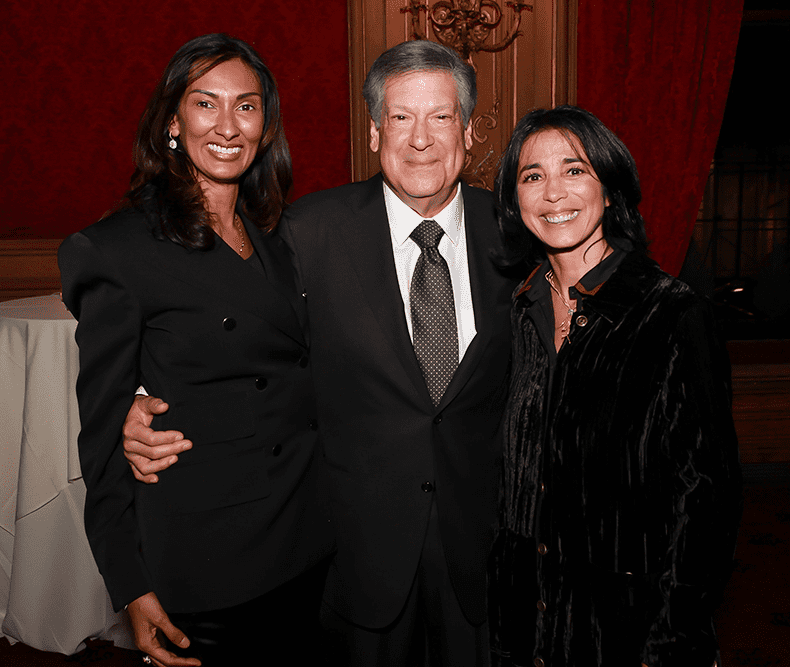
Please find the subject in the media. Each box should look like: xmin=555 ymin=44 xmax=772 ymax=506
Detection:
xmin=409 ymin=219 xmax=459 ymax=406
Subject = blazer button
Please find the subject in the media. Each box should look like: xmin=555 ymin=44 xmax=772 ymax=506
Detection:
xmin=223 ymin=317 xmax=236 ymax=331
xmin=534 ymin=659 xmax=545 ymax=667
xmin=537 ymin=543 xmax=548 ymax=555
xmin=255 ymin=377 xmax=268 ymax=391
xmin=433 ymin=414 xmax=443 ymax=424
xmin=298 ymin=355 xmax=309 ymax=368
xmin=536 ymin=600 xmax=547 ymax=612
xmin=308 ymin=419 xmax=318 ymax=431
xmin=575 ymin=314 xmax=588 ymax=327
xmin=421 ymin=481 xmax=433 ymax=493
xmin=272 ymin=444 xmax=282 ymax=457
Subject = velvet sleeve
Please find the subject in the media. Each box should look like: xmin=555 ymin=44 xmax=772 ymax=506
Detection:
xmin=641 ymin=300 xmax=742 ymax=665
xmin=58 ymin=232 xmax=154 ymax=611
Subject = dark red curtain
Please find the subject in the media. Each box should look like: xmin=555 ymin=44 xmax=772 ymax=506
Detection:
xmin=1 ymin=0 xmax=350 ymax=240
xmin=577 ymin=0 xmax=743 ymax=276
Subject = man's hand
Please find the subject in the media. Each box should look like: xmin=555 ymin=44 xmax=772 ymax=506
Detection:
xmin=128 ymin=592 xmax=200 ymax=667
xmin=123 ymin=396 xmax=191 ymax=484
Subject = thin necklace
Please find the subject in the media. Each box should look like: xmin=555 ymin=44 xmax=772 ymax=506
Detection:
xmin=545 ymin=269 xmax=575 ymax=343
xmin=233 ymin=213 xmax=245 ymax=255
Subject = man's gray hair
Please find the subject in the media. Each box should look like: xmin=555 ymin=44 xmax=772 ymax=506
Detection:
xmin=363 ymin=40 xmax=477 ymax=128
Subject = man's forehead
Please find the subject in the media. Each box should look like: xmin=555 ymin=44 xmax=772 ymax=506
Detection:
xmin=384 ymin=98 xmax=457 ymax=111
xmin=382 ymin=70 xmax=459 ymax=106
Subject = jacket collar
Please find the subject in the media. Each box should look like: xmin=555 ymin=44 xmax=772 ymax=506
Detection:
xmin=338 ymin=174 xmax=427 ymax=400
xmin=580 ymin=250 xmax=661 ymax=325
xmin=438 ymin=179 xmax=503 ymax=409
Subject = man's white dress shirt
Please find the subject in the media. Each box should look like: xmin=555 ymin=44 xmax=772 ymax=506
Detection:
xmin=383 ymin=181 xmax=477 ymax=363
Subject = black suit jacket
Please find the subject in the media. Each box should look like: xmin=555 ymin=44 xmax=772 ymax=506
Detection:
xmin=58 ymin=208 xmax=334 ymax=613
xmin=281 ymin=174 xmax=515 ymax=627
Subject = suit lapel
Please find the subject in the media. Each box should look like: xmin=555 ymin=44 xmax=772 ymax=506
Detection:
xmin=437 ymin=182 xmax=498 ymax=409
xmin=338 ymin=177 xmax=503 ymax=410
xmin=338 ymin=176 xmax=432 ymax=403
xmin=245 ymin=218 xmax=308 ymax=344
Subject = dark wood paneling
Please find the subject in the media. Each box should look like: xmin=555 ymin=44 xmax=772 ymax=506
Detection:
xmin=0 ymin=240 xmax=62 ymax=302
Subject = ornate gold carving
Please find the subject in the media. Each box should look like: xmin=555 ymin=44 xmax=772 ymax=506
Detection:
xmin=472 ymin=98 xmax=500 ymax=144
xmin=402 ymin=0 xmax=533 ymax=62
xmin=463 ymin=100 xmax=501 ymax=188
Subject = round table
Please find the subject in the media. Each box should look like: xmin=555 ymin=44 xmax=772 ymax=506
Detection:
xmin=0 ymin=294 xmax=134 ymax=654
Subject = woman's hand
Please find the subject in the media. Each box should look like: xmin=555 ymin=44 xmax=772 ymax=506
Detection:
xmin=123 ymin=395 xmax=192 ymax=483
xmin=127 ymin=592 xmax=201 ymax=667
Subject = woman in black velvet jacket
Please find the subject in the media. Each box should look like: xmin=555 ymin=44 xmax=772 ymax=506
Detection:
xmin=488 ymin=106 xmax=741 ymax=667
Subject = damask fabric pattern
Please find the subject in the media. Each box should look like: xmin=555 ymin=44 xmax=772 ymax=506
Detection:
xmin=409 ymin=219 xmax=459 ymax=406
xmin=3 ymin=0 xmax=350 ymax=240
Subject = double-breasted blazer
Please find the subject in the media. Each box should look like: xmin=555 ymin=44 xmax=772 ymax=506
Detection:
xmin=58 ymin=208 xmax=334 ymax=614
xmin=280 ymin=174 xmax=516 ymax=628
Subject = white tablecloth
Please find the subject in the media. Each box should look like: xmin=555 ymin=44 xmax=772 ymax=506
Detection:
xmin=0 ymin=294 xmax=134 ymax=654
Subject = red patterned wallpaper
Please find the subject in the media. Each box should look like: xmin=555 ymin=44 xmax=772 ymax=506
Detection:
xmin=1 ymin=0 xmax=350 ymax=239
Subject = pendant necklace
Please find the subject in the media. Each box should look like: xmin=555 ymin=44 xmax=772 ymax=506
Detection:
xmin=545 ymin=269 xmax=575 ymax=343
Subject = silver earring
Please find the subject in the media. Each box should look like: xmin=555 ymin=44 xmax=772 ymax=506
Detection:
xmin=168 ymin=132 xmax=177 ymax=150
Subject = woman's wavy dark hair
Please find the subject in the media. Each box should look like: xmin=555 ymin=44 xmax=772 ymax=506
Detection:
xmin=123 ymin=33 xmax=292 ymax=248
xmin=495 ymin=105 xmax=647 ymax=271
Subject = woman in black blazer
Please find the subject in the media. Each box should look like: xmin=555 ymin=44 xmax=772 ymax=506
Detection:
xmin=58 ymin=34 xmax=333 ymax=667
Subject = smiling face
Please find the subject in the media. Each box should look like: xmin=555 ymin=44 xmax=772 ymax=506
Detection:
xmin=517 ymin=129 xmax=609 ymax=258
xmin=370 ymin=70 xmax=473 ymax=218
xmin=169 ymin=58 xmax=264 ymax=187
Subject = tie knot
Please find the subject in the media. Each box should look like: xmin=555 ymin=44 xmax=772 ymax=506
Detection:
xmin=410 ymin=220 xmax=444 ymax=250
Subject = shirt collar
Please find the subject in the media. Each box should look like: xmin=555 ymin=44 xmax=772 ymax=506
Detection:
xmin=517 ymin=238 xmax=632 ymax=302
xmin=569 ymin=239 xmax=631 ymax=300
xmin=383 ymin=181 xmax=464 ymax=248
xmin=517 ymin=261 xmax=551 ymax=302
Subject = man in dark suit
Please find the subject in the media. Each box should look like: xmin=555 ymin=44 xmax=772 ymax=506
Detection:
xmin=124 ymin=41 xmax=514 ymax=665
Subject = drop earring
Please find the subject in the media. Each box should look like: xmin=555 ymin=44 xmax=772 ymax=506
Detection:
xmin=168 ymin=132 xmax=177 ymax=150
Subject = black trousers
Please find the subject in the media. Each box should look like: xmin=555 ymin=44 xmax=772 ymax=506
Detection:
xmin=320 ymin=501 xmax=490 ymax=667
xmin=167 ymin=557 xmax=330 ymax=666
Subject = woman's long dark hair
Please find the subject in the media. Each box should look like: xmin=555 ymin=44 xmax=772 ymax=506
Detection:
xmin=495 ymin=105 xmax=648 ymax=271
xmin=124 ymin=33 xmax=292 ymax=249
